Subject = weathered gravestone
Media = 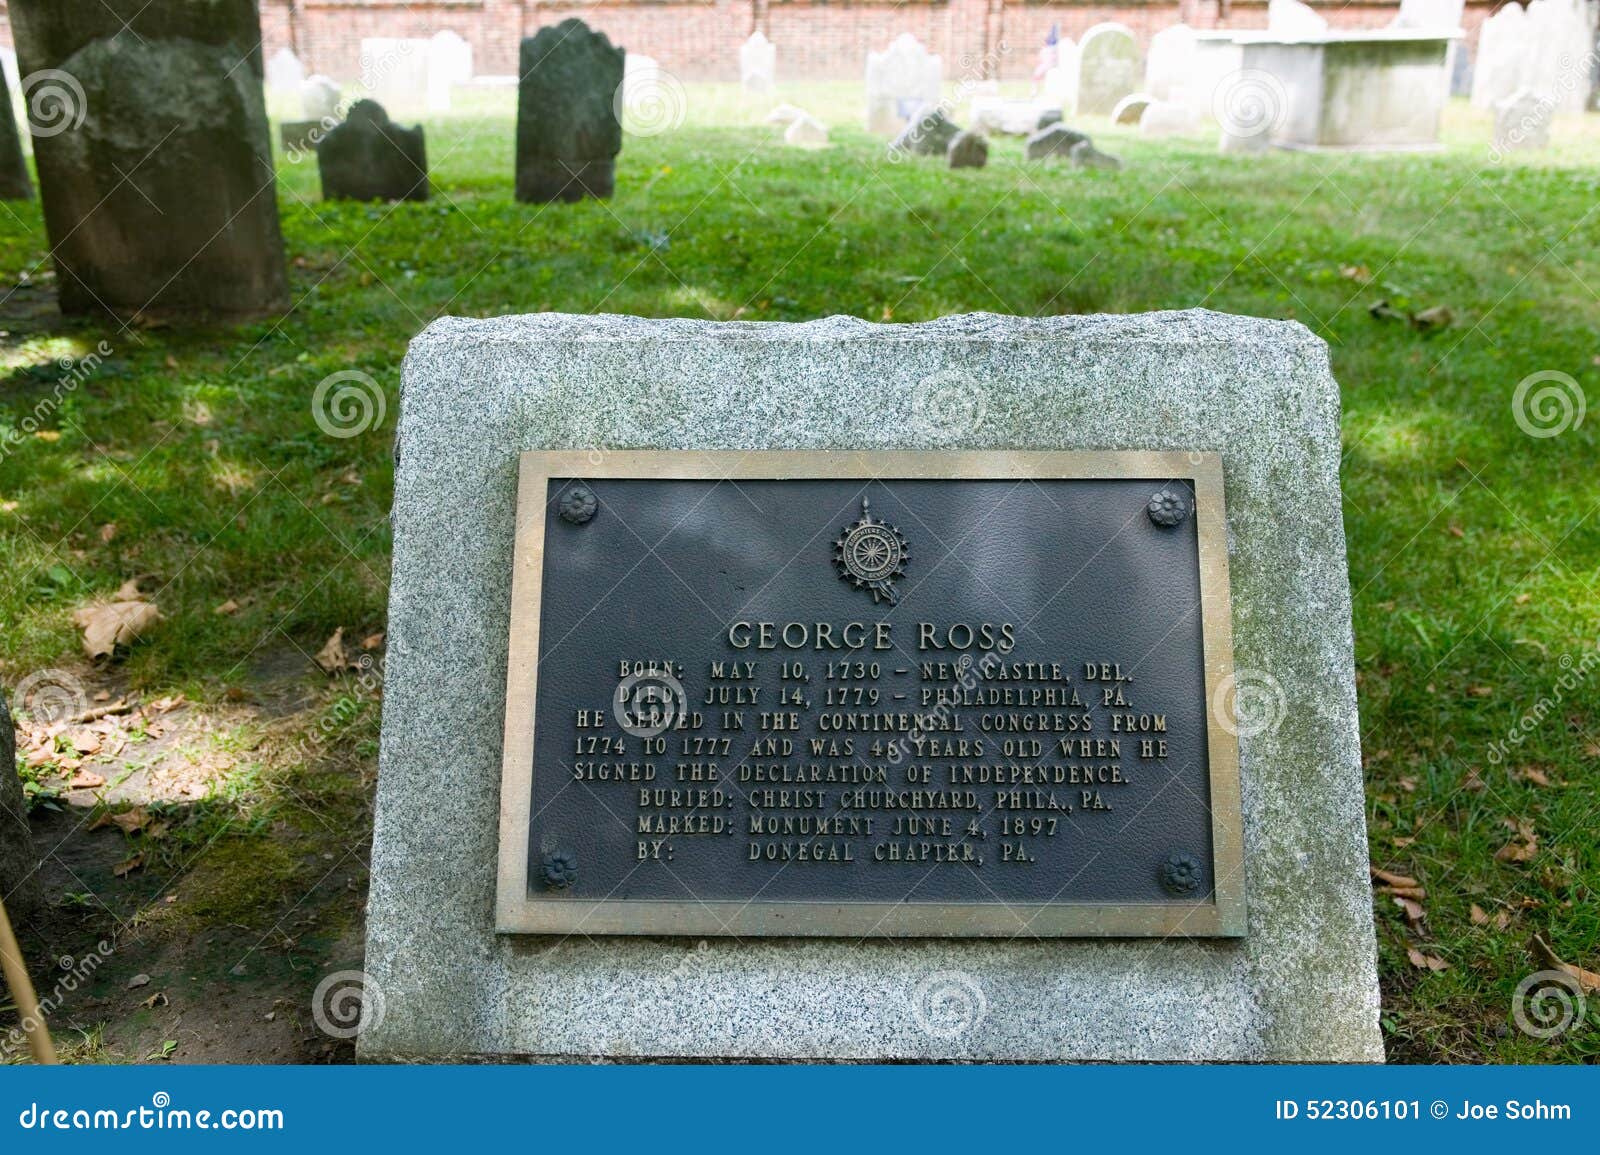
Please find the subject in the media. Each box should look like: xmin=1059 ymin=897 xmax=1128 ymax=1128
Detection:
xmin=515 ymin=19 xmax=624 ymax=203
xmin=1075 ymin=24 xmax=1140 ymax=116
xmin=1144 ymin=24 xmax=1198 ymax=103
xmin=783 ymin=113 xmax=829 ymax=149
xmin=970 ymin=97 xmax=1051 ymax=136
xmin=740 ymin=31 xmax=776 ymax=93
xmin=317 ymin=100 xmax=428 ymax=202
xmin=301 ymin=74 xmax=342 ymax=122
xmin=428 ymin=31 xmax=473 ymax=114
xmin=1025 ymin=122 xmax=1089 ymax=160
xmin=1042 ymin=37 xmax=1080 ymax=110
xmin=279 ymin=120 xmax=321 ymax=154
xmin=1268 ymin=0 xmax=1329 ymax=34
xmin=266 ymin=47 xmax=304 ymax=99
xmin=947 ymin=130 xmax=988 ymax=169
xmin=9 ymin=0 xmax=288 ymax=316
xmin=0 ymin=78 xmax=32 ymax=200
xmin=619 ymin=54 xmax=670 ymax=129
xmin=1139 ymin=100 xmax=1201 ymax=138
xmin=1472 ymin=0 xmax=1595 ymax=116
xmin=1111 ymin=93 xmax=1153 ymax=125
xmin=1 ymin=690 xmax=40 ymax=926
xmin=865 ymin=34 xmax=942 ymax=135
xmin=1493 ymin=88 xmax=1552 ymax=152
xmin=360 ymin=310 xmax=1383 ymax=1061
xmin=360 ymin=38 xmax=431 ymax=119
xmin=890 ymin=106 xmax=960 ymax=156
xmin=1071 ymin=140 xmax=1123 ymax=170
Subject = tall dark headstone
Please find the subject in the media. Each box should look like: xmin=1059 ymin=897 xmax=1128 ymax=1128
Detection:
xmin=0 ymin=691 xmax=39 ymax=927
xmin=515 ymin=19 xmax=623 ymax=203
xmin=317 ymin=100 xmax=427 ymax=203
xmin=9 ymin=0 xmax=288 ymax=316
xmin=0 ymin=74 xmax=33 ymax=200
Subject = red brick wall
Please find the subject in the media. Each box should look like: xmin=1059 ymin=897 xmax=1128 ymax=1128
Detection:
xmin=0 ymin=0 xmax=1503 ymax=82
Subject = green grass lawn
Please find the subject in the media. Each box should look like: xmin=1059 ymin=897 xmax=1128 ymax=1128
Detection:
xmin=3 ymin=82 xmax=1599 ymax=1062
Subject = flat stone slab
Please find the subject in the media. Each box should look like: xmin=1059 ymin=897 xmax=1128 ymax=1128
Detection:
xmin=363 ymin=310 xmax=1382 ymax=1062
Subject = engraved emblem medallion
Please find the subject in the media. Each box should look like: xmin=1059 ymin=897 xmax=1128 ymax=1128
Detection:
xmin=832 ymin=497 xmax=909 ymax=604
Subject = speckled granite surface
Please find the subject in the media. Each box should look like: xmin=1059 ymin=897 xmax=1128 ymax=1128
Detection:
xmin=360 ymin=311 xmax=1382 ymax=1061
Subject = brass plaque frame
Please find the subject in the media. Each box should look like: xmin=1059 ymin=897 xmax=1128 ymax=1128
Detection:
xmin=496 ymin=450 xmax=1245 ymax=938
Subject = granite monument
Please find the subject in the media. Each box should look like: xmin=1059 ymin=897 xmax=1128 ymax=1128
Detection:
xmin=362 ymin=310 xmax=1382 ymax=1062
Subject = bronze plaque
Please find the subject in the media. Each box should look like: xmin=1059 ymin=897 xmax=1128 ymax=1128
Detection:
xmin=496 ymin=451 xmax=1244 ymax=937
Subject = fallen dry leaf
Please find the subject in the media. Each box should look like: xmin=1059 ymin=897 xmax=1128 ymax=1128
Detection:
xmin=1393 ymin=895 xmax=1425 ymax=927
xmin=112 ymin=853 xmax=145 ymax=878
xmin=1393 ymin=836 xmax=1416 ymax=848
xmin=1371 ymin=866 xmax=1420 ymax=889
xmin=113 ymin=578 xmax=144 ymax=601
xmin=67 ymin=770 xmax=105 ymax=790
xmin=1517 ymin=766 xmax=1553 ymax=788
xmin=1411 ymin=304 xmax=1455 ymax=332
xmin=71 ymin=598 xmax=162 ymax=659
xmin=1496 ymin=909 xmax=1513 ymax=931
xmin=213 ymin=598 xmax=240 ymax=616
xmin=1466 ymin=684 xmax=1492 ymax=697
xmin=1529 ymin=933 xmax=1600 ymax=994
xmin=1463 ymin=767 xmax=1486 ymax=792
xmin=1407 ymin=947 xmax=1449 ymax=971
xmin=142 ymin=991 xmax=169 ymax=1009
xmin=360 ymin=631 xmax=385 ymax=651
xmin=126 ymin=973 xmax=150 ymax=990
xmin=109 ymin=807 xmax=152 ymax=835
xmin=1470 ymin=903 xmax=1489 ymax=926
xmin=314 ymin=627 xmax=353 ymax=674
xmin=1495 ymin=818 xmax=1538 ymax=864
xmin=98 ymin=523 xmax=116 ymax=543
